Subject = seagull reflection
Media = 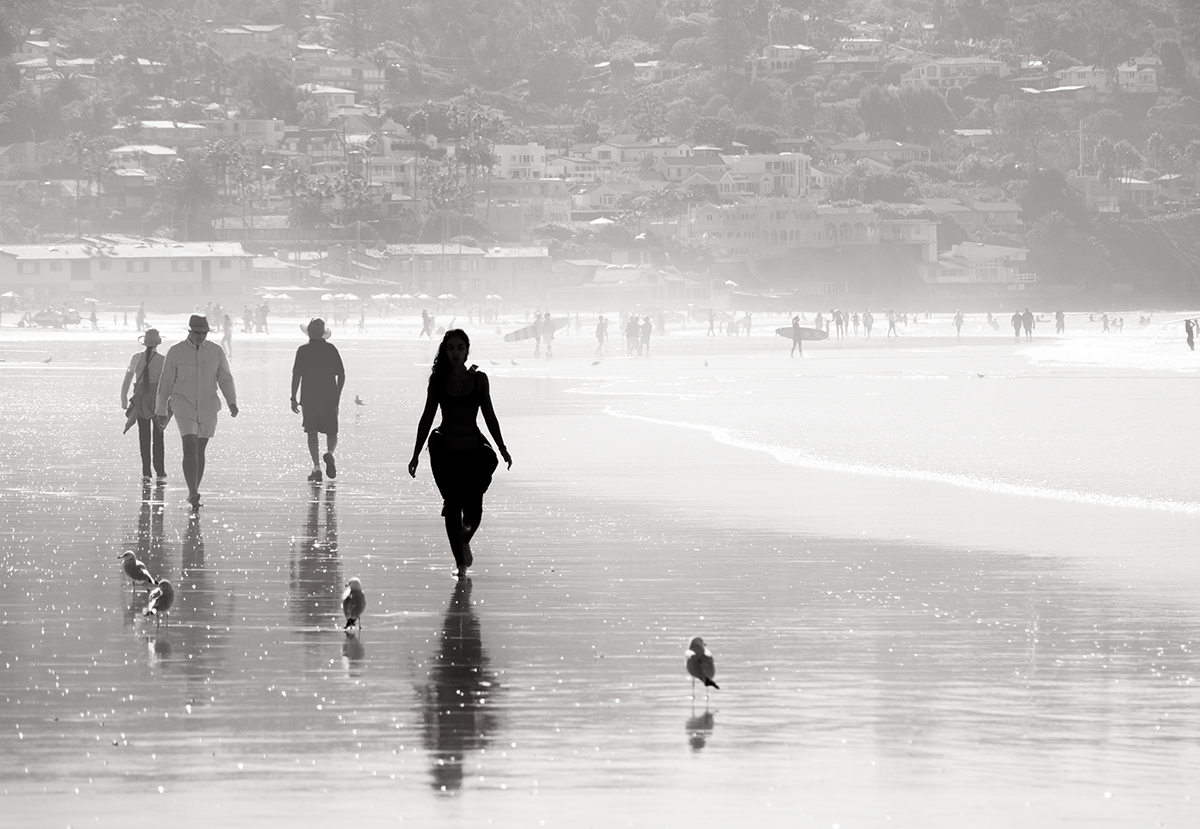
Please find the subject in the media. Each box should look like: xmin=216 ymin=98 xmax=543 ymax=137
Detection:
xmin=342 ymin=633 xmax=365 ymax=675
xmin=421 ymin=577 xmax=500 ymax=793
xmin=686 ymin=710 xmax=715 ymax=750
xmin=290 ymin=486 xmax=340 ymax=630
xmin=147 ymin=631 xmax=172 ymax=666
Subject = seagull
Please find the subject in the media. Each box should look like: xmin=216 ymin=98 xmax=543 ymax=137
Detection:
xmin=510 ymin=359 xmax=518 ymax=366
xmin=686 ymin=637 xmax=720 ymax=698
xmin=591 ymin=360 xmax=601 ymax=366
xmin=42 ymin=356 xmax=52 ymax=363
xmin=354 ymin=395 xmax=365 ymax=405
xmin=704 ymin=360 xmax=709 ymax=367
xmin=143 ymin=580 xmax=174 ymax=627
xmin=119 ymin=550 xmax=157 ymax=590
xmin=342 ymin=577 xmax=366 ymax=630
xmin=489 ymin=360 xmax=499 ymax=365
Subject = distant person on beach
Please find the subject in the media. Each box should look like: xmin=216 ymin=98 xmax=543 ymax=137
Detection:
xmin=954 ymin=310 xmax=964 ymax=340
xmin=852 ymin=312 xmax=860 ymax=336
xmin=1022 ymin=308 xmax=1034 ymax=340
xmin=987 ymin=312 xmax=999 ymax=330
xmin=136 ymin=302 xmax=146 ymax=331
xmin=121 ymin=328 xmax=167 ymax=481
xmin=863 ymin=310 xmax=874 ymax=338
xmin=421 ymin=309 xmax=434 ymax=338
xmin=886 ymin=310 xmax=898 ymax=338
xmin=156 ymin=315 xmax=238 ymax=510
xmin=221 ymin=314 xmax=232 ymax=356
xmin=743 ymin=312 xmax=752 ymax=336
xmin=790 ymin=315 xmax=803 ymax=357
xmin=1055 ymin=309 xmax=1065 ymax=334
xmin=625 ymin=315 xmax=641 ymax=356
xmin=1186 ymin=318 xmax=1195 ymax=351
xmin=409 ymin=329 xmax=512 ymax=574
xmin=541 ymin=312 xmax=557 ymax=358
xmin=1101 ymin=313 xmax=1110 ymax=332
xmin=595 ymin=316 xmax=607 ymax=356
xmin=1010 ymin=310 xmax=1022 ymax=341
xmin=1118 ymin=317 xmax=1125 ymax=332
xmin=815 ymin=311 xmax=824 ymax=333
xmin=640 ymin=315 xmax=652 ymax=356
xmin=291 ymin=318 xmax=344 ymax=483
xmin=707 ymin=308 xmax=715 ymax=336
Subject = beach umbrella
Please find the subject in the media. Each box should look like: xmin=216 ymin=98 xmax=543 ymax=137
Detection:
xmin=339 ymin=293 xmax=360 ymax=301
xmin=438 ymin=293 xmax=456 ymax=300
xmin=0 ymin=291 xmax=17 ymax=298
xmin=416 ymin=292 xmax=432 ymax=299
xmin=397 ymin=293 xmax=413 ymax=299
xmin=321 ymin=293 xmax=335 ymax=301
xmin=274 ymin=293 xmax=291 ymax=300
xmin=83 ymin=297 xmax=100 ymax=304
xmin=371 ymin=293 xmax=390 ymax=300
xmin=590 ymin=216 xmax=615 ymax=225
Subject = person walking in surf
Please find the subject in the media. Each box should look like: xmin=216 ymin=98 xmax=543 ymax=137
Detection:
xmin=409 ymin=330 xmax=512 ymax=575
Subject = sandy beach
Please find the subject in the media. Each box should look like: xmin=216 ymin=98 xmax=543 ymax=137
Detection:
xmin=2 ymin=312 xmax=1199 ymax=827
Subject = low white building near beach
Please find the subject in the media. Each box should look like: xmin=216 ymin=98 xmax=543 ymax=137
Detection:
xmin=0 ymin=236 xmax=254 ymax=306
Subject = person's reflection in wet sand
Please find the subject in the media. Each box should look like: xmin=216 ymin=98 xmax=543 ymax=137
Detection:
xmin=421 ymin=577 xmax=500 ymax=793
xmin=686 ymin=709 xmax=715 ymax=750
xmin=290 ymin=485 xmax=340 ymax=632
xmin=124 ymin=481 xmax=167 ymax=629
xmin=168 ymin=514 xmax=233 ymax=701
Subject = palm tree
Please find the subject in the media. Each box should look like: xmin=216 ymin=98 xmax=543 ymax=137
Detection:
xmin=162 ymin=156 xmax=215 ymax=241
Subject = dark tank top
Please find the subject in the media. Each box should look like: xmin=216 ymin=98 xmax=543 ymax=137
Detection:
xmin=436 ymin=373 xmax=482 ymax=420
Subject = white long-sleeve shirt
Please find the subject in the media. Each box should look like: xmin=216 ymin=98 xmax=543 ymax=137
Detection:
xmin=156 ymin=338 xmax=236 ymax=422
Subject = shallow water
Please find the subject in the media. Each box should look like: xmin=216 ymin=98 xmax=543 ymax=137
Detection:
xmin=2 ymin=317 xmax=1199 ymax=827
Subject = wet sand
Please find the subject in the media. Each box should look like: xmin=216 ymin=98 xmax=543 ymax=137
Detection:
xmin=2 ymin=316 xmax=1199 ymax=827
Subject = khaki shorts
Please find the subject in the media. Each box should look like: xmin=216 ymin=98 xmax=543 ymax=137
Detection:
xmin=175 ymin=414 xmax=217 ymax=439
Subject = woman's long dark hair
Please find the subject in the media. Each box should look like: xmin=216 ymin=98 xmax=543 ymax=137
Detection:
xmin=428 ymin=329 xmax=470 ymax=391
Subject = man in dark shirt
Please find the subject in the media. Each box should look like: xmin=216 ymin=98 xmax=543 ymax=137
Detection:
xmin=291 ymin=318 xmax=345 ymax=482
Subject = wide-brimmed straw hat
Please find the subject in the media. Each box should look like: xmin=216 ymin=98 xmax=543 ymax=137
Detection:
xmin=139 ymin=328 xmax=162 ymax=347
xmin=301 ymin=318 xmax=331 ymax=339
xmin=187 ymin=314 xmax=210 ymax=333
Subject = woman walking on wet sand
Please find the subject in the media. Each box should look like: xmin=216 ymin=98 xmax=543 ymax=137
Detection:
xmin=409 ymin=329 xmax=512 ymax=574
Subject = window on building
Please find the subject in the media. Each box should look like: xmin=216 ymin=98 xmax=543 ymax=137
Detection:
xmin=171 ymin=259 xmax=194 ymax=272
xmin=98 ymin=260 xmax=111 ymax=270
xmin=128 ymin=260 xmax=149 ymax=273
xmin=219 ymin=258 xmax=231 ymax=269
xmin=49 ymin=261 xmax=63 ymax=271
xmin=17 ymin=262 xmax=40 ymax=274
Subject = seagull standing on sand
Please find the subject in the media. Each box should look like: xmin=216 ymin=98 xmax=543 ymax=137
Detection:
xmin=119 ymin=550 xmax=158 ymax=590
xmin=143 ymin=580 xmax=174 ymax=627
xmin=342 ymin=577 xmax=366 ymax=630
xmin=354 ymin=395 xmax=365 ymax=405
xmin=686 ymin=636 xmax=720 ymax=698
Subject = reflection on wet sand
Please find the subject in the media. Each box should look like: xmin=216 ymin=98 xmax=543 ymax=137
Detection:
xmin=342 ymin=631 xmax=365 ymax=675
xmin=122 ymin=481 xmax=165 ymax=628
xmin=290 ymin=484 xmax=340 ymax=630
xmin=421 ymin=577 xmax=499 ymax=793
xmin=166 ymin=514 xmax=233 ymax=695
xmin=685 ymin=709 xmax=714 ymax=751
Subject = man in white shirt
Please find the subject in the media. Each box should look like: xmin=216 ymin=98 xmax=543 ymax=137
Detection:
xmin=156 ymin=315 xmax=238 ymax=509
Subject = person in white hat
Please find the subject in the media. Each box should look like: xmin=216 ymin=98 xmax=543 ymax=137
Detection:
xmin=120 ymin=328 xmax=167 ymax=481
xmin=291 ymin=318 xmax=345 ymax=482
xmin=156 ymin=315 xmax=238 ymax=509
